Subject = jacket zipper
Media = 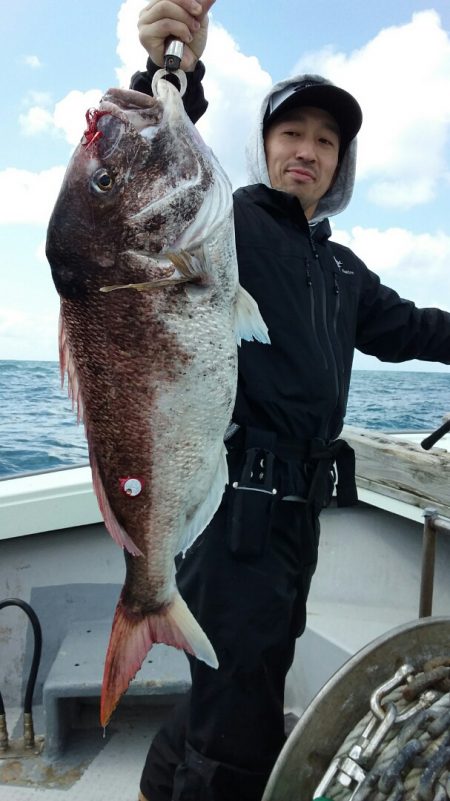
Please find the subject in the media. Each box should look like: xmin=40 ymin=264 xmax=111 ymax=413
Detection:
xmin=305 ymin=258 xmax=328 ymax=370
xmin=308 ymin=236 xmax=341 ymax=439
xmin=333 ymin=272 xmax=341 ymax=336
xmin=332 ymin=271 xmax=344 ymax=426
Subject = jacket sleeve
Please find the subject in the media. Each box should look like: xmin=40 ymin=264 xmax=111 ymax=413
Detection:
xmin=356 ymin=266 xmax=450 ymax=365
xmin=130 ymin=57 xmax=208 ymax=124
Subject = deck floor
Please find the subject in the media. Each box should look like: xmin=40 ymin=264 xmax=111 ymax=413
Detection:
xmin=0 ymin=705 xmax=165 ymax=801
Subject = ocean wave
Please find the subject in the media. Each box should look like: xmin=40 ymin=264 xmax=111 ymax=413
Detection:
xmin=1 ymin=360 xmax=449 ymax=479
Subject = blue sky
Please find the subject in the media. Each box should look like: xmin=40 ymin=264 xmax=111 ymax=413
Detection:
xmin=1 ymin=0 xmax=450 ymax=374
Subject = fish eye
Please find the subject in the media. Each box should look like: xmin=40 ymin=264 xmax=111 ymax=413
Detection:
xmin=91 ymin=169 xmax=114 ymax=193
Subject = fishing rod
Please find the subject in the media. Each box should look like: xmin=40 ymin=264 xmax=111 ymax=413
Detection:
xmin=421 ymin=414 xmax=450 ymax=450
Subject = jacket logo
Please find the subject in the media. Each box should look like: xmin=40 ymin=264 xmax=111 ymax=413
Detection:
xmin=333 ymin=256 xmax=354 ymax=276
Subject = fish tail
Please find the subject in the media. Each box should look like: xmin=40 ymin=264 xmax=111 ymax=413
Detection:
xmin=100 ymin=592 xmax=218 ymax=726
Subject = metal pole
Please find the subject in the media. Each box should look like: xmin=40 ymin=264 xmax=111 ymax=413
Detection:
xmin=419 ymin=509 xmax=437 ymax=618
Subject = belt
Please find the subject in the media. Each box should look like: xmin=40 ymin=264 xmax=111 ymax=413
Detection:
xmin=225 ymin=424 xmax=358 ymax=508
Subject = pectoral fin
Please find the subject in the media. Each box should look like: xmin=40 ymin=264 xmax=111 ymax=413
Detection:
xmin=100 ymin=276 xmax=192 ymax=293
xmin=100 ymin=250 xmax=205 ymax=293
xmin=166 ymin=250 xmax=206 ymax=280
xmin=235 ymin=284 xmax=270 ymax=345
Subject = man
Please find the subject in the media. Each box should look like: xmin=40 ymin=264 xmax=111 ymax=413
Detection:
xmin=132 ymin=2 xmax=450 ymax=800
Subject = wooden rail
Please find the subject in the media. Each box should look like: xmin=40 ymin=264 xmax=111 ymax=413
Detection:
xmin=342 ymin=426 xmax=450 ymax=519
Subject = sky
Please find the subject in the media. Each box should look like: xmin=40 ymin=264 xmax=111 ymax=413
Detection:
xmin=1 ymin=0 xmax=450 ymax=373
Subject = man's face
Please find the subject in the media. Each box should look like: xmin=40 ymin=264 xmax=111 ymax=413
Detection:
xmin=264 ymin=106 xmax=340 ymax=219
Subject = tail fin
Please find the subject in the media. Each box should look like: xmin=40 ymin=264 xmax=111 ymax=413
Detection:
xmin=100 ymin=592 xmax=218 ymax=726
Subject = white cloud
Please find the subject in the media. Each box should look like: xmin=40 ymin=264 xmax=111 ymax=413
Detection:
xmin=13 ymin=8 xmax=450 ymax=207
xmin=113 ymin=1 xmax=272 ymax=188
xmin=0 ymin=166 xmax=66 ymax=225
xmin=19 ymin=106 xmax=54 ymax=136
xmin=19 ymin=89 xmax=103 ymax=145
xmin=367 ymin=178 xmax=436 ymax=209
xmin=15 ymin=1 xmax=271 ymax=191
xmin=197 ymin=22 xmax=272 ymax=188
xmin=115 ymin=0 xmax=147 ymax=88
xmin=0 ymin=307 xmax=29 ymax=336
xmin=17 ymin=0 xmax=144 ymax=144
xmin=52 ymin=89 xmax=103 ymax=145
xmin=0 ymin=306 xmax=59 ymax=361
xmin=112 ymin=5 xmax=450 ymax=200
xmin=0 ymin=306 xmax=55 ymax=343
xmin=9 ymin=93 xmax=103 ymax=227
xmin=294 ymin=10 xmax=450 ymax=209
xmin=35 ymin=239 xmax=47 ymax=264
xmin=24 ymin=91 xmax=53 ymax=107
xmin=332 ymin=224 xmax=450 ymax=309
xmin=23 ymin=55 xmax=42 ymax=69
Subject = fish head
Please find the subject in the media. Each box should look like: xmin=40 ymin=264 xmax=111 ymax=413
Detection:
xmin=46 ymin=81 xmax=231 ymax=298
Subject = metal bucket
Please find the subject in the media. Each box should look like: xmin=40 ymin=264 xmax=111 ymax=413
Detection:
xmin=262 ymin=616 xmax=450 ymax=801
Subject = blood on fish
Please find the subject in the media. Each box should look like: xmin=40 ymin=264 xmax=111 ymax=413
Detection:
xmin=83 ymin=108 xmax=109 ymax=149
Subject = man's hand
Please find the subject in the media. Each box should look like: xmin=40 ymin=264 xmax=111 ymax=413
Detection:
xmin=138 ymin=0 xmax=216 ymax=72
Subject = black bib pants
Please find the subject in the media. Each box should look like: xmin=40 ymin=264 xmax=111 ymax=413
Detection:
xmin=140 ymin=444 xmax=324 ymax=801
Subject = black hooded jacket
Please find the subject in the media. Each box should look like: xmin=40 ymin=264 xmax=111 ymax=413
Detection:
xmin=233 ymin=183 xmax=450 ymax=443
xmin=131 ymin=62 xmax=450 ymax=446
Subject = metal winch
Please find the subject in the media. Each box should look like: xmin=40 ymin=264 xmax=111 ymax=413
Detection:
xmin=262 ymin=617 xmax=450 ymax=801
xmin=313 ymin=657 xmax=450 ymax=801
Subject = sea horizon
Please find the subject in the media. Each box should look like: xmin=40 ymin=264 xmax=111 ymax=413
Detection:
xmin=1 ymin=356 xmax=449 ymax=374
xmin=1 ymin=359 xmax=449 ymax=479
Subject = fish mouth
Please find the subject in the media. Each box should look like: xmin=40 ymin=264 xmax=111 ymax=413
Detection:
xmin=102 ymin=88 xmax=160 ymax=112
xmin=98 ymin=88 xmax=164 ymax=135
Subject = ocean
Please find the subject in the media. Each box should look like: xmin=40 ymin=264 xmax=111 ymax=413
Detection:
xmin=1 ymin=360 xmax=449 ymax=480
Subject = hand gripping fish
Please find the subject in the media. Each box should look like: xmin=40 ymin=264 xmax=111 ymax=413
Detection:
xmin=46 ymin=77 xmax=269 ymax=726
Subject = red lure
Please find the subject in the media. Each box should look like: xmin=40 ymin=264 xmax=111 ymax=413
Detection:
xmin=82 ymin=108 xmax=109 ymax=149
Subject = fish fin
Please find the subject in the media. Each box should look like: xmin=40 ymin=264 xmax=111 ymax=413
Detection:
xmin=59 ymin=309 xmax=84 ymax=423
xmin=100 ymin=591 xmax=218 ymax=726
xmin=178 ymin=444 xmax=228 ymax=556
xmin=90 ymin=450 xmax=143 ymax=557
xmin=234 ymin=284 xmax=270 ymax=346
xmin=99 ymin=277 xmax=192 ymax=293
xmin=99 ymin=251 xmax=205 ymax=293
xmin=167 ymin=249 xmax=206 ymax=279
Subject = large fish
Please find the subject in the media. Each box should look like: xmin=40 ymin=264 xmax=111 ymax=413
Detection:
xmin=46 ymin=77 xmax=269 ymax=726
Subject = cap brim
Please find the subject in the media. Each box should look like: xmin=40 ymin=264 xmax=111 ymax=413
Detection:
xmin=265 ymin=84 xmax=362 ymax=148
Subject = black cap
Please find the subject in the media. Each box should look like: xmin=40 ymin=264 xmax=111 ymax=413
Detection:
xmin=264 ymin=79 xmax=363 ymax=151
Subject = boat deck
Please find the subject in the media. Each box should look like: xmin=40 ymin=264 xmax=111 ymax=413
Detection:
xmin=0 ymin=427 xmax=449 ymax=799
xmin=1 ymin=703 xmax=162 ymax=801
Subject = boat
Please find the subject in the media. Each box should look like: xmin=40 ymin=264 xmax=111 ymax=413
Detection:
xmin=0 ymin=425 xmax=449 ymax=800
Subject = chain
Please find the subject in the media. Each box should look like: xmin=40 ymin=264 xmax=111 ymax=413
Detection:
xmin=313 ymin=657 xmax=450 ymax=801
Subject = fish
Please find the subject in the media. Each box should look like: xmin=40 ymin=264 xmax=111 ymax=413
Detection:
xmin=45 ymin=76 xmax=269 ymax=726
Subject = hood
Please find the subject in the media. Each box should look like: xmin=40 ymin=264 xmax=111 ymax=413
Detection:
xmin=245 ymin=73 xmax=358 ymax=224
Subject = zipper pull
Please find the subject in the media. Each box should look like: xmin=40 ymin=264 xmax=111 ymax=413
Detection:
xmin=309 ymin=235 xmax=320 ymax=260
xmin=333 ymin=273 xmax=340 ymax=295
xmin=305 ymin=258 xmax=313 ymax=287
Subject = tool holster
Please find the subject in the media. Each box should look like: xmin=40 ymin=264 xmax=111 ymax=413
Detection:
xmin=226 ymin=428 xmax=278 ymax=559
